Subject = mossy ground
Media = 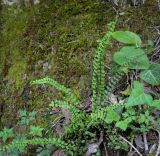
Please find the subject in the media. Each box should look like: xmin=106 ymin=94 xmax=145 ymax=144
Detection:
xmin=0 ymin=0 xmax=159 ymax=128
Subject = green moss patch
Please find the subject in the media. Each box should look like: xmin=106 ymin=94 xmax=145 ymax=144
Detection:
xmin=0 ymin=0 xmax=159 ymax=127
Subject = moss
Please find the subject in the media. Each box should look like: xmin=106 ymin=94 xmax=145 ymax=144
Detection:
xmin=117 ymin=1 xmax=160 ymax=40
xmin=7 ymin=50 xmax=27 ymax=91
xmin=0 ymin=0 xmax=159 ymax=127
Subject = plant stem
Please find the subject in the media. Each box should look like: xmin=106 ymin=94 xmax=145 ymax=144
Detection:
xmin=119 ymin=135 xmax=142 ymax=156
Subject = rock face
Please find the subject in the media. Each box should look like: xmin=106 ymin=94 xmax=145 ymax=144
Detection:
xmin=100 ymin=0 xmax=159 ymax=7
xmin=0 ymin=0 xmax=159 ymax=128
xmin=2 ymin=0 xmax=39 ymax=6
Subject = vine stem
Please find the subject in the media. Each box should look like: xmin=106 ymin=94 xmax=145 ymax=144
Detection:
xmin=119 ymin=135 xmax=142 ymax=156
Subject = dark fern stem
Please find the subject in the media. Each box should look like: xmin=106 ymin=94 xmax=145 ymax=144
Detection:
xmin=103 ymin=71 xmax=125 ymax=105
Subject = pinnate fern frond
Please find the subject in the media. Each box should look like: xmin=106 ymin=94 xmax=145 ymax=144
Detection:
xmin=103 ymin=71 xmax=125 ymax=105
xmin=49 ymin=100 xmax=80 ymax=118
xmin=92 ymin=17 xmax=118 ymax=111
xmin=32 ymin=77 xmax=79 ymax=105
xmin=0 ymin=137 xmax=75 ymax=155
xmin=88 ymin=103 xmax=125 ymax=127
xmin=66 ymin=113 xmax=86 ymax=134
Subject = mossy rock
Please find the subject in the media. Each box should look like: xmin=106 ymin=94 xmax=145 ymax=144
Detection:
xmin=0 ymin=0 xmax=159 ymax=127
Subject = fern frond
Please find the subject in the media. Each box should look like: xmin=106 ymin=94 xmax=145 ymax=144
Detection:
xmin=88 ymin=103 xmax=125 ymax=128
xmin=88 ymin=109 xmax=106 ymax=127
xmin=0 ymin=138 xmax=75 ymax=155
xmin=49 ymin=100 xmax=80 ymax=117
xmin=66 ymin=113 xmax=86 ymax=134
xmin=103 ymin=71 xmax=125 ymax=105
xmin=32 ymin=77 xmax=79 ymax=105
xmin=49 ymin=100 xmax=86 ymax=134
xmin=92 ymin=17 xmax=118 ymax=112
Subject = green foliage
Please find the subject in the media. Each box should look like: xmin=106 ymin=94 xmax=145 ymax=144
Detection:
xmin=126 ymin=81 xmax=153 ymax=106
xmin=140 ymin=63 xmax=160 ymax=86
xmin=29 ymin=125 xmax=44 ymax=137
xmin=105 ymin=104 xmax=155 ymax=132
xmin=114 ymin=46 xmax=150 ymax=69
xmin=37 ymin=145 xmax=52 ymax=156
xmin=19 ymin=110 xmax=36 ymax=125
xmin=110 ymin=107 xmax=135 ymax=131
xmin=0 ymin=109 xmax=76 ymax=155
xmin=49 ymin=100 xmax=79 ymax=115
xmin=112 ymin=31 xmax=142 ymax=47
xmin=104 ymin=71 xmax=125 ymax=104
xmin=91 ymin=17 xmax=118 ymax=111
xmin=5 ymin=136 xmax=27 ymax=156
xmin=112 ymin=30 xmax=160 ymax=87
xmin=108 ymin=134 xmax=129 ymax=151
xmin=105 ymin=108 xmax=120 ymax=124
xmin=0 ymin=138 xmax=75 ymax=155
xmin=0 ymin=128 xmax=14 ymax=142
xmin=149 ymin=100 xmax=160 ymax=109
xmin=115 ymin=119 xmax=131 ymax=131
xmin=1 ymin=19 xmax=160 ymax=155
xmin=32 ymin=77 xmax=79 ymax=105
xmin=138 ymin=111 xmax=154 ymax=125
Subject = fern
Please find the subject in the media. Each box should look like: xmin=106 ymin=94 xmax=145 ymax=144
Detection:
xmin=32 ymin=77 xmax=79 ymax=106
xmin=32 ymin=78 xmax=86 ymax=136
xmin=49 ymin=100 xmax=82 ymax=122
xmin=92 ymin=17 xmax=118 ymax=111
xmin=0 ymin=137 xmax=75 ymax=155
xmin=30 ymin=18 xmax=124 ymax=148
xmin=1 ymin=17 xmax=156 ymax=155
xmin=88 ymin=103 xmax=125 ymax=127
xmin=49 ymin=102 xmax=124 ymax=134
xmin=103 ymin=71 xmax=125 ymax=105
xmin=66 ymin=113 xmax=86 ymax=134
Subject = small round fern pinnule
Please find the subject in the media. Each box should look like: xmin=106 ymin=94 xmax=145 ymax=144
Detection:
xmin=92 ymin=17 xmax=118 ymax=111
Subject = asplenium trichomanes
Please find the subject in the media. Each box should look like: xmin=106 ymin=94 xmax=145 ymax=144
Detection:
xmin=1 ymin=17 xmax=160 ymax=155
xmin=0 ymin=17 xmax=120 ymax=155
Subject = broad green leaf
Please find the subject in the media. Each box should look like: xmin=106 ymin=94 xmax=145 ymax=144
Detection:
xmin=115 ymin=119 xmax=129 ymax=131
xmin=105 ymin=109 xmax=120 ymax=124
xmin=29 ymin=126 xmax=44 ymax=137
xmin=140 ymin=63 xmax=160 ymax=86
xmin=149 ymin=100 xmax=160 ymax=109
xmin=112 ymin=31 xmax=142 ymax=46
xmin=114 ymin=46 xmax=150 ymax=69
xmin=126 ymin=81 xmax=153 ymax=107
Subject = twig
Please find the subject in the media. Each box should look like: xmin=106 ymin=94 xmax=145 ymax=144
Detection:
xmin=143 ymin=132 xmax=149 ymax=153
xmin=103 ymin=142 xmax=109 ymax=156
xmin=156 ymin=130 xmax=160 ymax=156
xmin=98 ymin=131 xmax=104 ymax=146
xmin=129 ymin=139 xmax=133 ymax=152
xmin=119 ymin=135 xmax=142 ymax=156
